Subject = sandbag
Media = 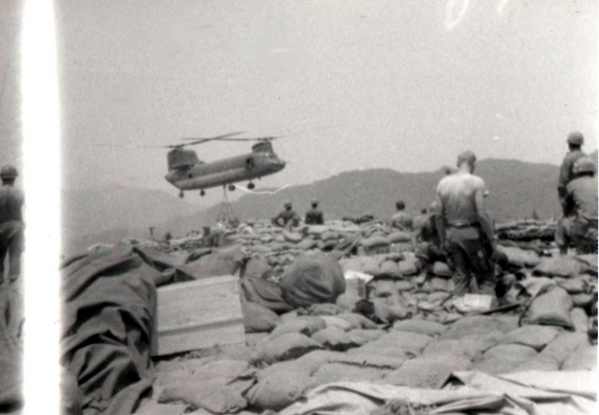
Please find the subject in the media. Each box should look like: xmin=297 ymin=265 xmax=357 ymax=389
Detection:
xmin=320 ymin=231 xmax=339 ymax=241
xmin=321 ymin=315 xmax=352 ymax=331
xmin=134 ymin=400 xmax=188 ymax=415
xmin=280 ymin=253 xmax=346 ymax=308
xmin=372 ymin=279 xmax=400 ymax=299
xmin=379 ymin=260 xmax=400 ymax=276
xmin=361 ymin=235 xmax=391 ymax=250
xmin=476 ymin=344 xmax=538 ymax=375
xmin=298 ymin=316 xmax=328 ymax=333
xmin=428 ymin=291 xmax=452 ymax=304
xmin=186 ymin=251 xmax=241 ymax=278
xmin=560 ymin=345 xmax=597 ymax=371
xmin=372 ymin=299 xmax=409 ymax=323
xmin=499 ymin=325 xmax=561 ymax=351
xmin=392 ymin=320 xmax=446 ymax=336
xmin=441 ymin=315 xmax=516 ymax=339
xmin=240 ymin=277 xmax=292 ymax=313
xmin=540 ymin=332 xmax=590 ymax=363
xmin=385 ymin=354 xmax=472 ymax=388
xmin=388 ymin=231 xmax=413 ymax=243
xmin=362 ymin=331 xmax=432 ymax=356
xmin=269 ymin=318 xmax=323 ymax=340
xmin=311 ymin=327 xmax=360 ymax=351
xmin=336 ymin=312 xmax=378 ymax=330
xmin=254 ymin=352 xmax=330 ymax=382
xmin=483 ymin=343 xmax=538 ymax=361
xmin=570 ymin=307 xmax=589 ymax=332
xmin=308 ymin=303 xmax=340 ymax=316
xmin=395 ymin=280 xmax=413 ymax=291
xmin=520 ymin=286 xmax=574 ymax=329
xmin=571 ymin=293 xmax=594 ymax=308
xmin=245 ymin=370 xmax=315 ymax=412
xmin=347 ymin=344 xmax=413 ymax=360
xmin=554 ymin=277 xmax=588 ymax=294
xmin=246 ymin=332 xmax=269 ymax=347
xmin=515 ymin=355 xmax=561 ymax=372
xmin=297 ymin=239 xmax=318 ymax=250
xmin=250 ymin=333 xmax=324 ymax=365
xmin=336 ymin=293 xmax=362 ymax=312
xmin=158 ymin=378 xmax=251 ymax=414
xmin=283 ymin=230 xmax=304 ymax=243
xmin=311 ymin=363 xmax=388 ymax=386
xmin=432 ymin=261 xmax=453 ymax=278
xmin=428 ymin=277 xmax=454 ymax=292
xmin=397 ymin=259 xmax=419 ymax=276
xmin=422 ymin=332 xmax=504 ymax=362
xmin=495 ymin=245 xmax=541 ymax=268
xmin=533 ymin=256 xmax=584 ymax=278
xmin=242 ymin=301 xmax=280 ymax=333
xmin=187 ymin=359 xmax=249 ymax=381
xmin=346 ymin=329 xmax=385 ymax=345
xmin=339 ymin=256 xmax=381 ymax=275
xmin=242 ymin=257 xmax=272 ymax=280
xmin=327 ymin=352 xmax=405 ymax=369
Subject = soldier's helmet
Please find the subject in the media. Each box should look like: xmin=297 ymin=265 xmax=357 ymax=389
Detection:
xmin=573 ymin=156 xmax=596 ymax=175
xmin=310 ymin=199 xmax=319 ymax=206
xmin=567 ymin=131 xmax=584 ymax=146
xmin=0 ymin=165 xmax=18 ymax=179
xmin=283 ymin=200 xmax=292 ymax=208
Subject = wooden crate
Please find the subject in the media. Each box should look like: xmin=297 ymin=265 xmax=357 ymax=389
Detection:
xmin=152 ymin=275 xmax=245 ymax=356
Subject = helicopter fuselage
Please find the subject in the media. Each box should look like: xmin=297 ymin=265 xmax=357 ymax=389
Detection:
xmin=165 ymin=149 xmax=286 ymax=191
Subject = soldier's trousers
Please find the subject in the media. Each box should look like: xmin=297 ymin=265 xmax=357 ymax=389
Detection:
xmin=445 ymin=226 xmax=496 ymax=297
xmin=556 ymin=216 xmax=598 ymax=254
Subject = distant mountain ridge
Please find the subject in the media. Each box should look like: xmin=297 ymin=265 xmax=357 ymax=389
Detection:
xmin=63 ymin=155 xmax=597 ymax=255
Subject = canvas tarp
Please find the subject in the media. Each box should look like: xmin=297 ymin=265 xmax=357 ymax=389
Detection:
xmin=61 ymin=247 xmax=160 ymax=415
xmin=279 ymin=370 xmax=596 ymax=415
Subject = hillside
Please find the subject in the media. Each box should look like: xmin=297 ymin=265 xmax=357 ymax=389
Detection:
xmin=64 ymin=156 xmax=598 ymax=253
xmin=62 ymin=186 xmax=202 ymax=255
xmin=189 ymin=158 xmax=563 ymax=226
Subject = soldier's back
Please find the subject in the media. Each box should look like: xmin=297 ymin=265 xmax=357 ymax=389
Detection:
xmin=0 ymin=186 xmax=24 ymax=224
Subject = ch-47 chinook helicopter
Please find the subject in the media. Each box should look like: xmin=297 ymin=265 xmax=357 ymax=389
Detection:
xmin=161 ymin=132 xmax=287 ymax=198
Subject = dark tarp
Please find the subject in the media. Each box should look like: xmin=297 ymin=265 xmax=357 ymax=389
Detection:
xmin=132 ymin=246 xmax=197 ymax=286
xmin=0 ymin=317 xmax=22 ymax=412
xmin=61 ymin=247 xmax=160 ymax=415
xmin=240 ymin=277 xmax=293 ymax=313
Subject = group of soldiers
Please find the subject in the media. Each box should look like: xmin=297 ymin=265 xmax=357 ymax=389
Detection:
xmin=271 ymin=199 xmax=324 ymax=228
xmin=555 ymin=132 xmax=598 ymax=255
xmin=406 ymin=133 xmax=597 ymax=298
xmin=270 ymin=133 xmax=597 ymax=300
xmin=0 ymin=133 xmax=596 ymax=328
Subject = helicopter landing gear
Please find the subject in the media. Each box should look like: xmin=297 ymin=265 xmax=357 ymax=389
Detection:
xmin=248 ymin=182 xmax=255 ymax=190
xmin=179 ymin=191 xmax=184 ymax=199
xmin=228 ymin=184 xmax=236 ymax=191
xmin=200 ymin=190 xmax=205 ymax=196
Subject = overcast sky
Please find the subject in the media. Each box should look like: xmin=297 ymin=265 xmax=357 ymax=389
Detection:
xmin=47 ymin=1 xmax=599 ymax=204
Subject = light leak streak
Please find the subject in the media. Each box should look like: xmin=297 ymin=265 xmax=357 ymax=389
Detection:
xmin=445 ymin=0 xmax=470 ymax=31
xmin=22 ymin=0 xmax=60 ymax=414
xmin=445 ymin=0 xmax=512 ymax=30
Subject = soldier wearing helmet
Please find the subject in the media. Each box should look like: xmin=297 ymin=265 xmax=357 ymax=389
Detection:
xmin=558 ymin=131 xmax=587 ymax=213
xmin=271 ymin=200 xmax=300 ymax=229
xmin=556 ymin=156 xmax=598 ymax=255
xmin=0 ymin=164 xmax=24 ymax=337
xmin=305 ymin=199 xmax=324 ymax=225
